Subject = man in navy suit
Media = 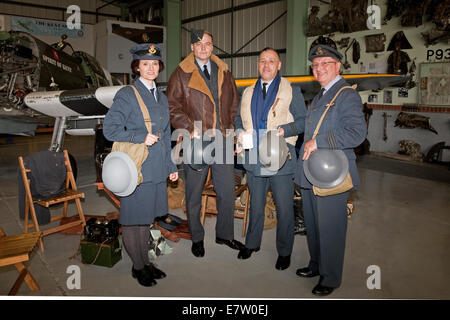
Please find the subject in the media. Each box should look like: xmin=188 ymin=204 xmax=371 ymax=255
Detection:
xmin=295 ymin=45 xmax=367 ymax=296
xmin=234 ymin=48 xmax=306 ymax=270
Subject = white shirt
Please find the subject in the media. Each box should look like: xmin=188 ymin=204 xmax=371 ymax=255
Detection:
xmin=138 ymin=77 xmax=157 ymax=102
xmin=261 ymin=78 xmax=275 ymax=91
xmin=322 ymin=75 xmax=342 ymax=95
xmin=195 ymin=58 xmax=211 ymax=75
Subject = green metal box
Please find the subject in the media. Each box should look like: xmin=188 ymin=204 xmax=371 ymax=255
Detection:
xmin=80 ymin=238 xmax=121 ymax=267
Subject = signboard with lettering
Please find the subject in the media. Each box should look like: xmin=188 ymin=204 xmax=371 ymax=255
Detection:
xmin=11 ymin=16 xmax=85 ymax=38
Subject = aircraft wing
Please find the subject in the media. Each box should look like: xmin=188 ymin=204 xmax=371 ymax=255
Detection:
xmin=24 ymin=86 xmax=126 ymax=118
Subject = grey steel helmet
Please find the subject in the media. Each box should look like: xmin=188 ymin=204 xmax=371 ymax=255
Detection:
xmin=102 ymin=151 xmax=138 ymax=197
xmin=303 ymin=149 xmax=349 ymax=188
xmin=258 ymin=130 xmax=289 ymax=172
xmin=187 ymin=137 xmax=215 ymax=171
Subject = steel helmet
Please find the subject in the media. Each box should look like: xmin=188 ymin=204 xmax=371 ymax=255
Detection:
xmin=303 ymin=149 xmax=349 ymax=188
xmin=102 ymin=151 xmax=138 ymax=197
xmin=186 ymin=137 xmax=215 ymax=171
xmin=258 ymin=130 xmax=289 ymax=172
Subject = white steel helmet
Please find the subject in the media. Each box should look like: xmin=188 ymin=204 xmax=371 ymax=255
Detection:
xmin=102 ymin=151 xmax=138 ymax=197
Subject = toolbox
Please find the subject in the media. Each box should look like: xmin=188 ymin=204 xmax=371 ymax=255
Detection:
xmin=80 ymin=238 xmax=121 ymax=267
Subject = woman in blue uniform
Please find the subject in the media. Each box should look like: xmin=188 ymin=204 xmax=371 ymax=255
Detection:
xmin=103 ymin=43 xmax=178 ymax=287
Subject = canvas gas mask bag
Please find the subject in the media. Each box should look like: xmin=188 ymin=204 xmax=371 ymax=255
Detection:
xmin=111 ymin=86 xmax=152 ymax=185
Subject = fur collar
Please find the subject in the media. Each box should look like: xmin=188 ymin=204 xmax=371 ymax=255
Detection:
xmin=178 ymin=52 xmax=228 ymax=102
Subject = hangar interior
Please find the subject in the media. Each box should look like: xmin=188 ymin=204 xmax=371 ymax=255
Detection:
xmin=0 ymin=0 xmax=449 ymax=299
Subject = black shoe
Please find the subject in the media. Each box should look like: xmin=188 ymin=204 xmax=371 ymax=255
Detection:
xmin=296 ymin=267 xmax=320 ymax=278
xmin=215 ymin=237 xmax=244 ymax=250
xmin=237 ymin=247 xmax=260 ymax=260
xmin=191 ymin=240 xmax=205 ymax=257
xmin=145 ymin=263 xmax=166 ymax=279
xmin=312 ymin=283 xmax=334 ymax=296
xmin=275 ymin=255 xmax=291 ymax=270
xmin=131 ymin=266 xmax=157 ymax=287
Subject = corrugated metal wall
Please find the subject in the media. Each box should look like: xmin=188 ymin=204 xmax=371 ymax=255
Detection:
xmin=182 ymin=0 xmax=287 ymax=78
xmin=0 ymin=0 xmax=120 ymax=24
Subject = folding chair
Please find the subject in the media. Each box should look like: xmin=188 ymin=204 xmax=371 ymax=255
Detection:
xmin=200 ymin=168 xmax=250 ymax=237
xmin=18 ymin=150 xmax=86 ymax=251
xmin=0 ymin=227 xmax=41 ymax=295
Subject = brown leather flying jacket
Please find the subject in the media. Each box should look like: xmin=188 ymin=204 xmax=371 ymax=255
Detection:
xmin=166 ymin=52 xmax=239 ymax=136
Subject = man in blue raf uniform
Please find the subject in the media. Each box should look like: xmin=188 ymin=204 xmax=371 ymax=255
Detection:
xmin=294 ymin=45 xmax=367 ymax=296
xmin=235 ymin=47 xmax=306 ymax=271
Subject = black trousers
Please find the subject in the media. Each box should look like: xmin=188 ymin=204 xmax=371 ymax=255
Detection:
xmin=301 ymin=188 xmax=350 ymax=288
xmin=245 ymin=171 xmax=295 ymax=257
xmin=184 ymin=163 xmax=236 ymax=243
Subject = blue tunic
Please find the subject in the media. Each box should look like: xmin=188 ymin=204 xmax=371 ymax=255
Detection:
xmin=103 ymin=79 xmax=177 ymax=225
xmin=295 ymin=78 xmax=367 ymax=189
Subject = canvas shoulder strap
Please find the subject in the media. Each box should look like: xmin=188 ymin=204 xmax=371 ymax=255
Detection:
xmin=131 ymin=86 xmax=152 ymax=134
xmin=312 ymin=84 xmax=357 ymax=140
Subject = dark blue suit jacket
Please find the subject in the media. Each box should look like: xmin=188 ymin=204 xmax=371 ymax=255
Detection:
xmin=235 ymin=85 xmax=306 ymax=176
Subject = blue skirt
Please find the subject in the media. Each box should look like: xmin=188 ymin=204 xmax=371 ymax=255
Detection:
xmin=119 ymin=181 xmax=168 ymax=225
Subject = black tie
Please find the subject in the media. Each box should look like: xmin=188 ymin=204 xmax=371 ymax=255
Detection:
xmin=262 ymin=82 xmax=268 ymax=100
xmin=203 ymin=65 xmax=210 ymax=80
xmin=150 ymin=88 xmax=156 ymax=101
xmin=318 ymin=88 xmax=325 ymax=100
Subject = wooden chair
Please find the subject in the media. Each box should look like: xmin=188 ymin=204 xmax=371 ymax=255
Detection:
xmin=0 ymin=227 xmax=41 ymax=295
xmin=18 ymin=150 xmax=86 ymax=251
xmin=200 ymin=168 xmax=250 ymax=237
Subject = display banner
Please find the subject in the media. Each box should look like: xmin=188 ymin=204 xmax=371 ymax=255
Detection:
xmin=10 ymin=16 xmax=85 ymax=38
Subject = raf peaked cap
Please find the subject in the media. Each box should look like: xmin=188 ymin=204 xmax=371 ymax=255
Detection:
xmin=191 ymin=29 xmax=206 ymax=44
xmin=130 ymin=43 xmax=162 ymax=61
xmin=308 ymin=44 xmax=343 ymax=61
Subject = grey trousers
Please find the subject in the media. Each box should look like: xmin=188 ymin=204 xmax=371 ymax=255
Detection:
xmin=121 ymin=225 xmax=150 ymax=270
xmin=301 ymin=188 xmax=350 ymax=288
xmin=184 ymin=163 xmax=236 ymax=243
xmin=245 ymin=172 xmax=295 ymax=257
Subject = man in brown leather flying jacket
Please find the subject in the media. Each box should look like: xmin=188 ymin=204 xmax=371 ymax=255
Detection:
xmin=166 ymin=29 xmax=242 ymax=258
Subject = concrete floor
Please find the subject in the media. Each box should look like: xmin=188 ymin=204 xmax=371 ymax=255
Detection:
xmin=0 ymin=133 xmax=449 ymax=299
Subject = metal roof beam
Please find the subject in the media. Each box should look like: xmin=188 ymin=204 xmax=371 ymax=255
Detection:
xmin=181 ymin=0 xmax=283 ymax=24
